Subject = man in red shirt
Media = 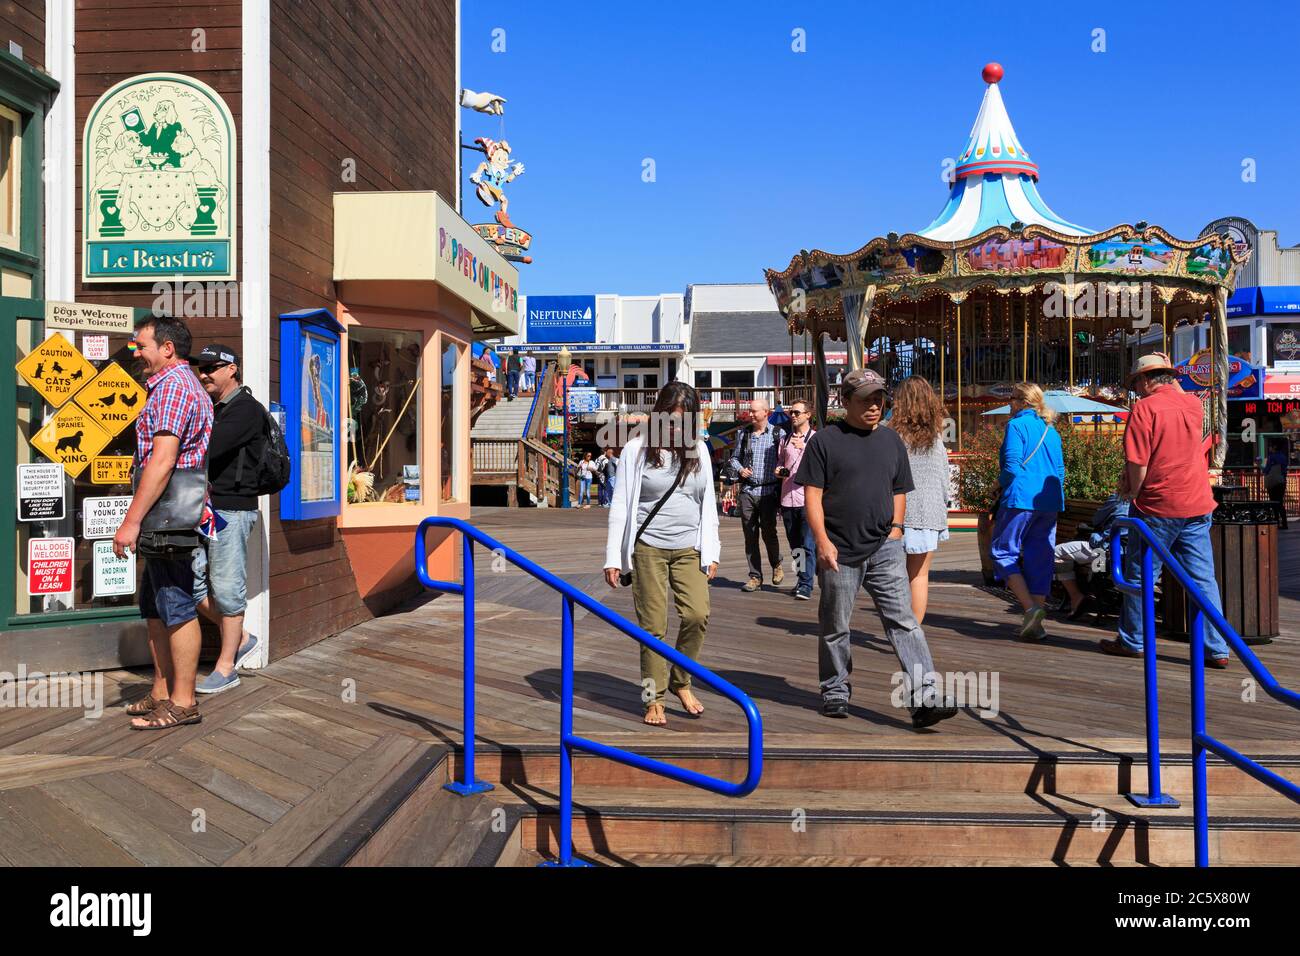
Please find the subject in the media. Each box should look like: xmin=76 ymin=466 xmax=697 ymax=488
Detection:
xmin=113 ymin=315 xmax=214 ymax=729
xmin=1100 ymin=353 xmax=1230 ymax=664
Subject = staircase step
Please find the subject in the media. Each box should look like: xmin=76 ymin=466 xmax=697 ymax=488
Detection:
xmin=496 ymin=785 xmax=1300 ymax=866
xmin=469 ymin=744 xmax=1300 ymax=800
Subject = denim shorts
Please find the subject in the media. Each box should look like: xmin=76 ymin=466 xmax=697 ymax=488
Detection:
xmin=205 ymin=509 xmax=258 ymax=616
xmin=139 ymin=546 xmax=207 ymax=628
xmin=903 ymin=526 xmax=950 ymax=554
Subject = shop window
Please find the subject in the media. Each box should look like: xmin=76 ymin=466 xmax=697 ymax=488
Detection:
xmin=14 ymin=320 xmax=142 ymax=615
xmin=347 ymin=327 xmax=422 ymax=505
xmin=720 ymin=370 xmax=755 ymax=389
xmin=440 ymin=336 xmax=464 ymax=502
xmin=694 ymin=370 xmax=712 ymax=389
xmin=1228 ymin=322 xmax=1254 ymax=360
xmin=0 ymin=103 xmax=19 ymax=250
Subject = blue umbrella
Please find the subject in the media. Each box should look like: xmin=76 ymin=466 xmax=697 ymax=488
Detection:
xmin=983 ymin=390 xmax=1124 ymax=416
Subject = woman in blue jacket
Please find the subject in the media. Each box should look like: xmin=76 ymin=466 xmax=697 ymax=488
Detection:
xmin=991 ymin=382 xmax=1065 ymax=641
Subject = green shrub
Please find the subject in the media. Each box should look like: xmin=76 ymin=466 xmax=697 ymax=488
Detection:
xmin=956 ymin=420 xmax=1125 ymax=511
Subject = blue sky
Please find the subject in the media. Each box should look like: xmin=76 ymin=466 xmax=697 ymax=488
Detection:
xmin=461 ymin=1 xmax=1300 ymax=297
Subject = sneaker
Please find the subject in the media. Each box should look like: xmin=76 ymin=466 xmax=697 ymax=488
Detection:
xmin=741 ymin=576 xmax=762 ymax=593
xmin=772 ymin=566 xmax=785 ymax=586
xmin=794 ymin=586 xmax=812 ymax=601
xmin=196 ymin=668 xmax=240 ymax=695
xmin=1206 ymin=656 xmax=1230 ymax=670
xmin=912 ymin=701 xmax=959 ymax=730
xmin=234 ymin=634 xmax=260 ymax=669
xmin=1098 ymin=637 xmax=1141 ymax=658
xmin=1067 ymin=597 xmax=1096 ymax=621
xmin=821 ymin=698 xmax=849 ymax=718
xmin=1019 ymin=606 xmax=1047 ymax=641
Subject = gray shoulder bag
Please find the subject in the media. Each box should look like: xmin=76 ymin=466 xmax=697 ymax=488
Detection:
xmin=135 ymin=464 xmax=209 ymax=533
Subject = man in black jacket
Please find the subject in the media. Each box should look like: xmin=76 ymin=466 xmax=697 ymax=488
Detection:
xmin=193 ymin=344 xmax=263 ymax=694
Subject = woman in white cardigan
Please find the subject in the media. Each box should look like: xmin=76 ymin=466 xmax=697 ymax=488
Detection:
xmin=604 ymin=383 xmax=721 ymax=727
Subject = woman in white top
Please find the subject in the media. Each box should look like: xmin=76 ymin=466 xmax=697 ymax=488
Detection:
xmin=605 ymin=382 xmax=720 ymax=726
xmin=887 ymin=377 xmax=950 ymax=625
xmin=578 ymin=452 xmax=598 ymax=508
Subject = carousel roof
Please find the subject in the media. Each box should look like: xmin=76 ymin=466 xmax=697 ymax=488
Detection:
xmin=918 ymin=64 xmax=1091 ymax=242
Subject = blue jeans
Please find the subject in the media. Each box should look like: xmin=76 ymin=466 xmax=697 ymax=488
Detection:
xmin=782 ymin=505 xmax=816 ymax=592
xmin=203 ymin=509 xmax=259 ymax=616
xmin=1118 ymin=512 xmax=1230 ymax=659
xmin=579 ymin=476 xmax=592 ymax=505
xmin=506 ymin=369 xmax=520 ymax=396
xmin=990 ymin=507 xmax=1057 ymax=596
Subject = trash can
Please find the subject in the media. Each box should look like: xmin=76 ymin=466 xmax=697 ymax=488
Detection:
xmin=1161 ymin=501 xmax=1281 ymax=645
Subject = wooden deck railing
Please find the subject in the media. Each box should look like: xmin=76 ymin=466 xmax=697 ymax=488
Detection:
xmin=472 ymin=438 xmax=519 ymax=475
xmin=588 ymin=385 xmax=815 ymax=414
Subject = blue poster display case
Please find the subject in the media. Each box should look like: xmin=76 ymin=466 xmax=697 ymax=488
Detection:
xmin=279 ymin=308 xmax=343 ymax=520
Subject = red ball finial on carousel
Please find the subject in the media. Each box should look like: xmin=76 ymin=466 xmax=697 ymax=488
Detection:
xmin=982 ymin=62 xmax=1004 ymax=84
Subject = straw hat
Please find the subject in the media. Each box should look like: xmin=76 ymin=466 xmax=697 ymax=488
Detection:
xmin=1126 ymin=351 xmax=1175 ymax=387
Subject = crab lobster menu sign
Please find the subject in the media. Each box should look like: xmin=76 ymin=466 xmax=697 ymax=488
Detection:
xmin=82 ymin=72 xmax=237 ymax=283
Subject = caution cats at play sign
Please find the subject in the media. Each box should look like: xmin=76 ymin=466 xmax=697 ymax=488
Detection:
xmin=15 ymin=333 xmax=95 ymax=408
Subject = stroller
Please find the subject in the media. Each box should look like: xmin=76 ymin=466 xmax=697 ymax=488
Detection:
xmin=1051 ymin=496 xmax=1127 ymax=624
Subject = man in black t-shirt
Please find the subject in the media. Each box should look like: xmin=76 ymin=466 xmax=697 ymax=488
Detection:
xmin=796 ymin=369 xmax=956 ymax=729
xmin=193 ymin=344 xmax=263 ymax=695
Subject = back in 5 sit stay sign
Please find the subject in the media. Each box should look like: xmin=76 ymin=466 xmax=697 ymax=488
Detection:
xmin=28 ymin=537 xmax=75 ymax=596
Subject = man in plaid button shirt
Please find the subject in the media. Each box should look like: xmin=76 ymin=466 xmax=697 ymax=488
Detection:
xmin=728 ymin=397 xmax=786 ymax=592
xmin=112 ymin=315 xmax=213 ymax=730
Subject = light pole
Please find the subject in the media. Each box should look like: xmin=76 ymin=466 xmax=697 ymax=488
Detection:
xmin=558 ymin=345 xmax=572 ymax=508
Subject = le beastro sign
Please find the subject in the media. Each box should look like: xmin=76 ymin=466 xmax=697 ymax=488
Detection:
xmin=16 ymin=333 xmax=95 ymax=408
xmin=83 ymin=72 xmax=237 ymax=282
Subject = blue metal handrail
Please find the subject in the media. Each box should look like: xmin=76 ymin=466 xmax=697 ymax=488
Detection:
xmin=1111 ymin=515 xmax=1300 ymax=866
xmin=414 ymin=516 xmax=764 ymax=866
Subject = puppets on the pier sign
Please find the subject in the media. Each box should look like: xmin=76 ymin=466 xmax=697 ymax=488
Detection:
xmin=460 ymin=88 xmax=533 ymax=264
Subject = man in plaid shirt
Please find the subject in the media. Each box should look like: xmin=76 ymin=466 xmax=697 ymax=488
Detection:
xmin=728 ymin=397 xmax=786 ymax=592
xmin=113 ymin=315 xmax=213 ymax=731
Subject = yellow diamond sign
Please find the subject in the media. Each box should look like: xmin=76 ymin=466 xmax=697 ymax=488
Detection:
xmin=31 ymin=405 xmax=114 ymax=478
xmin=74 ymin=361 xmax=146 ymax=436
xmin=16 ymin=332 xmax=96 ymax=408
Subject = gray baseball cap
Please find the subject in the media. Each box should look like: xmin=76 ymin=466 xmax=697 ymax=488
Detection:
xmin=839 ymin=368 xmax=887 ymax=401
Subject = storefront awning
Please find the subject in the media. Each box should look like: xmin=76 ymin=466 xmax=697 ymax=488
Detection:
xmin=767 ymin=352 xmax=849 ymax=366
xmin=1260 ymin=286 xmax=1300 ymax=315
xmin=333 ymin=191 xmax=520 ymax=338
xmin=1227 ymin=286 xmax=1261 ymax=316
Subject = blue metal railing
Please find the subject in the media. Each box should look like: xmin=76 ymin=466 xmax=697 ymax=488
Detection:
xmin=1110 ymin=515 xmax=1300 ymax=866
xmin=415 ymin=516 xmax=764 ymax=866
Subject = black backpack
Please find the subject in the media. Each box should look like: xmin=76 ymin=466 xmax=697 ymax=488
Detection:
xmin=232 ymin=388 xmax=292 ymax=496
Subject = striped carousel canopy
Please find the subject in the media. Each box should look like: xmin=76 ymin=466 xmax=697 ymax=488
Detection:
xmin=919 ymin=63 xmax=1091 ymax=242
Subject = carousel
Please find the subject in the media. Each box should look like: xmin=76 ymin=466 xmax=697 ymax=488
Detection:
xmin=764 ymin=63 xmax=1250 ymax=462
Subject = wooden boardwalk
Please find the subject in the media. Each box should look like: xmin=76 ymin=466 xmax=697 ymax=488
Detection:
xmin=1 ymin=506 xmax=1297 ymax=865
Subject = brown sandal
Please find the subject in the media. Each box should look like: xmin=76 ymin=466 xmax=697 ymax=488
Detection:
xmin=125 ymin=693 xmax=163 ymax=717
xmin=130 ymin=699 xmax=201 ymax=731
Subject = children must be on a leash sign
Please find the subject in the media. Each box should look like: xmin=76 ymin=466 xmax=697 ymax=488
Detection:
xmin=27 ymin=537 xmax=75 ymax=596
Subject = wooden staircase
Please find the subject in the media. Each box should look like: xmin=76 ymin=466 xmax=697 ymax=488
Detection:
xmin=335 ymin=741 xmax=1300 ymax=867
